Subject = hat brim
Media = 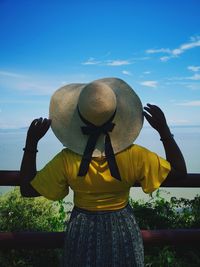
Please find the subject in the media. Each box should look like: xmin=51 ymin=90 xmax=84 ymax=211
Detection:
xmin=49 ymin=78 xmax=144 ymax=157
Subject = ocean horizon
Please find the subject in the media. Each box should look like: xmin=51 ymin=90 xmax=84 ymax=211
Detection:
xmin=1 ymin=125 xmax=200 ymax=201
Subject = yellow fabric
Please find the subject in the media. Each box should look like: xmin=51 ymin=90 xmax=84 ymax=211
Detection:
xmin=31 ymin=144 xmax=171 ymax=211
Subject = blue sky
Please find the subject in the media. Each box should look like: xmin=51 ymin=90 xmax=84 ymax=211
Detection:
xmin=0 ymin=0 xmax=200 ymax=128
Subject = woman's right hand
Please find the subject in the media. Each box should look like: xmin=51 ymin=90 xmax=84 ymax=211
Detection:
xmin=143 ymin=103 xmax=170 ymax=137
xmin=26 ymin=118 xmax=51 ymax=146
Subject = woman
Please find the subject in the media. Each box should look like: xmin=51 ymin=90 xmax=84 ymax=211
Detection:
xmin=20 ymin=78 xmax=187 ymax=267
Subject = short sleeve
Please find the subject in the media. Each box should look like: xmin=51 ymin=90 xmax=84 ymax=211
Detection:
xmin=135 ymin=146 xmax=171 ymax=193
xmin=31 ymin=151 xmax=69 ymax=200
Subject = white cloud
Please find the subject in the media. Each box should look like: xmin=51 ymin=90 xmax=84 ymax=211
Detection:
xmin=122 ymin=70 xmax=132 ymax=76
xmin=131 ymin=56 xmax=150 ymax=61
xmin=187 ymin=84 xmax=200 ymax=90
xmin=106 ymin=60 xmax=131 ymax=66
xmin=166 ymin=72 xmax=200 ymax=82
xmin=187 ymin=65 xmax=200 ymax=72
xmin=0 ymin=99 xmax=47 ymax=104
xmin=146 ymin=36 xmax=200 ymax=61
xmin=0 ymin=70 xmax=25 ymax=78
xmin=177 ymin=100 xmax=200 ymax=106
xmin=140 ymin=80 xmax=158 ymax=88
xmin=0 ymin=69 xmax=91 ymax=95
xmin=19 ymin=82 xmax=56 ymax=93
xmin=143 ymin=71 xmax=151 ymax=74
xmin=82 ymin=57 xmax=101 ymax=65
xmin=82 ymin=57 xmax=132 ymax=66
xmin=168 ymin=37 xmax=200 ymax=59
xmin=160 ymin=56 xmax=171 ymax=62
xmin=146 ymin=48 xmax=171 ymax=54
xmin=188 ymin=73 xmax=200 ymax=80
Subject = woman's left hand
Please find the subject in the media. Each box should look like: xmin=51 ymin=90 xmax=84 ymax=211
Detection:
xmin=143 ymin=103 xmax=169 ymax=135
xmin=26 ymin=118 xmax=51 ymax=146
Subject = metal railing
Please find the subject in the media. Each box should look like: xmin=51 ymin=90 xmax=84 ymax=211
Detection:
xmin=0 ymin=171 xmax=200 ymax=248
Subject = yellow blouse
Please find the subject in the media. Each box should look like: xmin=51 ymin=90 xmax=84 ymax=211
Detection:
xmin=31 ymin=144 xmax=171 ymax=211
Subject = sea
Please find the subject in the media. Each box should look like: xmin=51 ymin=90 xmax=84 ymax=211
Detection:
xmin=0 ymin=126 xmax=200 ymax=202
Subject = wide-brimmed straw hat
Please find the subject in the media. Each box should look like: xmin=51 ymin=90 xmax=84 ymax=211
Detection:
xmin=49 ymin=77 xmax=143 ymax=157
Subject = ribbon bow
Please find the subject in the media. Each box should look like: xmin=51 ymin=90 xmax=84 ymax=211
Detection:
xmin=78 ymin=108 xmax=121 ymax=181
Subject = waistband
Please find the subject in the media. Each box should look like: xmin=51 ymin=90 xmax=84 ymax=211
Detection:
xmin=73 ymin=203 xmax=131 ymax=215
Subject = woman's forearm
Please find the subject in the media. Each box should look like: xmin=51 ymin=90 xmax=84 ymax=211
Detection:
xmin=159 ymin=126 xmax=187 ymax=177
xmin=20 ymin=140 xmax=40 ymax=197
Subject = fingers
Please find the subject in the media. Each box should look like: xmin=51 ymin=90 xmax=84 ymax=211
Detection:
xmin=143 ymin=111 xmax=153 ymax=123
xmin=29 ymin=118 xmax=51 ymax=132
xmin=31 ymin=118 xmax=51 ymax=126
xmin=30 ymin=118 xmax=40 ymax=127
xmin=28 ymin=117 xmax=51 ymax=139
xmin=144 ymin=103 xmax=166 ymax=121
xmin=39 ymin=118 xmax=51 ymax=126
xmin=143 ymin=104 xmax=168 ymax=133
xmin=42 ymin=118 xmax=52 ymax=133
xmin=144 ymin=103 xmax=162 ymax=116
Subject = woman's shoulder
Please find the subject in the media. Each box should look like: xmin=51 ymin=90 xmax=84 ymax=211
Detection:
xmin=118 ymin=144 xmax=151 ymax=155
xmin=61 ymin=148 xmax=82 ymax=160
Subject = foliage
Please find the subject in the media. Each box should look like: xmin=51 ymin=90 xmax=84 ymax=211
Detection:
xmin=0 ymin=188 xmax=71 ymax=267
xmin=129 ymin=190 xmax=200 ymax=266
xmin=0 ymin=188 xmax=199 ymax=266
xmin=145 ymin=246 xmax=200 ymax=267
xmin=130 ymin=189 xmax=200 ymax=230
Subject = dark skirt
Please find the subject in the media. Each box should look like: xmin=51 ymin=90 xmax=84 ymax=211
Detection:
xmin=62 ymin=204 xmax=144 ymax=267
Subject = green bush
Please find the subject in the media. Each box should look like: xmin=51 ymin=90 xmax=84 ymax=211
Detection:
xmin=0 ymin=188 xmax=71 ymax=267
xmin=130 ymin=190 xmax=200 ymax=229
xmin=129 ymin=190 xmax=200 ymax=267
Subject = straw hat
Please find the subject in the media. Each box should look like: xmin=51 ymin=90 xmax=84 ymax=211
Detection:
xmin=49 ymin=77 xmax=143 ymax=157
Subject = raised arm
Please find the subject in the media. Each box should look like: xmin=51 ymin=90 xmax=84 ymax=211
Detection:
xmin=20 ymin=118 xmax=51 ymax=197
xmin=143 ymin=103 xmax=187 ymax=180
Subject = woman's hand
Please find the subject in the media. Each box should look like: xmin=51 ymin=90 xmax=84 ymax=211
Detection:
xmin=143 ymin=103 xmax=170 ymax=136
xmin=26 ymin=118 xmax=51 ymax=147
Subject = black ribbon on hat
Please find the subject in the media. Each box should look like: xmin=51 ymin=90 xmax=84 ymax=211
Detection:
xmin=77 ymin=107 xmax=121 ymax=181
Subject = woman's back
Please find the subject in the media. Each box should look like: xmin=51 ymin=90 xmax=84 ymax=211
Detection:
xmin=31 ymin=144 xmax=170 ymax=211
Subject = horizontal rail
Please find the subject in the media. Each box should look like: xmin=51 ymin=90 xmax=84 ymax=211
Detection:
xmin=0 ymin=171 xmax=200 ymax=187
xmin=0 ymin=171 xmax=199 ymax=250
xmin=0 ymin=229 xmax=199 ymax=249
xmin=142 ymin=229 xmax=200 ymax=246
xmin=0 ymin=171 xmax=21 ymax=186
xmin=0 ymin=232 xmax=64 ymax=249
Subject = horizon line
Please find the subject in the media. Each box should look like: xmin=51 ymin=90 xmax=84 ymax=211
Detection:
xmin=1 ymin=124 xmax=200 ymax=131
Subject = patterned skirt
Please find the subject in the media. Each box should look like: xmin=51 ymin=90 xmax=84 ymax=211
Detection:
xmin=62 ymin=204 xmax=144 ymax=267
